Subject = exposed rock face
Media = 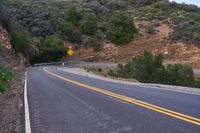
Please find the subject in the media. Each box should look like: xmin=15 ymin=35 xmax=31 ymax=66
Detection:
xmin=0 ymin=26 xmax=11 ymax=49
xmin=0 ymin=26 xmax=26 ymax=69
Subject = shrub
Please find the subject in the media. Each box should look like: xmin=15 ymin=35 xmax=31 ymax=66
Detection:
xmin=106 ymin=12 xmax=137 ymax=45
xmin=61 ymin=22 xmax=75 ymax=35
xmin=0 ymin=64 xmax=14 ymax=93
xmin=111 ymin=51 xmax=198 ymax=88
xmin=84 ymin=39 xmax=101 ymax=52
xmin=163 ymin=64 xmax=195 ymax=86
xmin=65 ymin=7 xmax=79 ymax=25
xmin=10 ymin=30 xmax=31 ymax=55
xmin=30 ymin=36 xmax=66 ymax=64
xmin=81 ymin=13 xmax=97 ymax=35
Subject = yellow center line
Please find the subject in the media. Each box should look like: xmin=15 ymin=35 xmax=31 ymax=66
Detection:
xmin=43 ymin=67 xmax=200 ymax=126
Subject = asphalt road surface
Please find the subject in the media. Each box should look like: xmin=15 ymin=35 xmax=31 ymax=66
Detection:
xmin=26 ymin=66 xmax=200 ymax=133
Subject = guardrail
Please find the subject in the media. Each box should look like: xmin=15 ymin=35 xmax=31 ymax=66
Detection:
xmin=33 ymin=61 xmax=84 ymax=66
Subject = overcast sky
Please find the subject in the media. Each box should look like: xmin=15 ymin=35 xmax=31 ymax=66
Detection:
xmin=169 ymin=0 xmax=200 ymax=7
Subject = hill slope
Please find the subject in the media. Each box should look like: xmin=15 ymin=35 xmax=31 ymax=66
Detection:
xmin=0 ymin=0 xmax=200 ymax=66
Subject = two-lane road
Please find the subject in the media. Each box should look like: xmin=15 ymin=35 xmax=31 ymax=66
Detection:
xmin=26 ymin=66 xmax=200 ymax=133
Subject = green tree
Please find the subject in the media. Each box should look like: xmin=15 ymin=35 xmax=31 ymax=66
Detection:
xmin=61 ymin=22 xmax=75 ymax=35
xmin=30 ymin=36 xmax=66 ymax=64
xmin=65 ymin=7 xmax=78 ymax=25
xmin=81 ymin=13 xmax=97 ymax=35
xmin=106 ymin=12 xmax=137 ymax=45
xmin=10 ymin=30 xmax=31 ymax=54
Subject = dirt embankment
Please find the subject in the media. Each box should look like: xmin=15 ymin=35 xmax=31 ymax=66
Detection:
xmin=0 ymin=26 xmax=26 ymax=133
xmin=66 ymin=20 xmax=200 ymax=67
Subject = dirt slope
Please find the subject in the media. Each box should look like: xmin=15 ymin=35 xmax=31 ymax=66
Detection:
xmin=0 ymin=26 xmax=26 ymax=133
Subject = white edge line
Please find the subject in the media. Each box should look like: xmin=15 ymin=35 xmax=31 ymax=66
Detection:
xmin=24 ymin=70 xmax=32 ymax=133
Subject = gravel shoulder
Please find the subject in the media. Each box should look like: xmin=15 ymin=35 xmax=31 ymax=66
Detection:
xmin=0 ymin=69 xmax=25 ymax=133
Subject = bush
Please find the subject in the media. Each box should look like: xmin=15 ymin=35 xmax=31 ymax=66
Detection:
xmin=64 ymin=7 xmax=79 ymax=25
xmin=81 ymin=13 xmax=97 ymax=35
xmin=83 ymin=39 xmax=101 ymax=52
xmin=61 ymin=7 xmax=82 ymax=43
xmin=61 ymin=22 xmax=75 ymax=35
xmin=10 ymin=30 xmax=31 ymax=55
xmin=0 ymin=64 xmax=14 ymax=93
xmin=106 ymin=12 xmax=137 ymax=45
xmin=111 ymin=51 xmax=198 ymax=88
xmin=30 ymin=36 xmax=66 ymax=64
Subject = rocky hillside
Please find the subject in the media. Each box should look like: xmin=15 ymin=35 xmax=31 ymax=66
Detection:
xmin=0 ymin=25 xmax=26 ymax=133
xmin=0 ymin=0 xmax=200 ymax=66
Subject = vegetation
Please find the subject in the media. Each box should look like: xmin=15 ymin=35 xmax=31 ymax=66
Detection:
xmin=0 ymin=64 xmax=14 ymax=93
xmin=136 ymin=0 xmax=200 ymax=45
xmin=10 ymin=30 xmax=31 ymax=55
xmin=1 ymin=0 xmax=200 ymax=64
xmin=81 ymin=13 xmax=97 ymax=35
xmin=106 ymin=12 xmax=137 ymax=45
xmin=109 ymin=51 xmax=200 ymax=88
xmin=171 ymin=11 xmax=200 ymax=45
xmin=30 ymin=36 xmax=66 ymax=64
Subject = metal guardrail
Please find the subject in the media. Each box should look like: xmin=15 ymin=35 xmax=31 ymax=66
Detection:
xmin=33 ymin=61 xmax=84 ymax=66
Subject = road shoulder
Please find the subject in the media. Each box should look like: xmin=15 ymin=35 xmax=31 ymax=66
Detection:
xmin=58 ymin=67 xmax=200 ymax=96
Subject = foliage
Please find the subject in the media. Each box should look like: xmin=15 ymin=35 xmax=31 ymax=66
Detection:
xmin=10 ymin=30 xmax=31 ymax=55
xmin=171 ymin=12 xmax=200 ymax=45
xmin=136 ymin=1 xmax=171 ymax=20
xmin=0 ymin=64 xmax=14 ymax=93
xmin=106 ymin=12 xmax=137 ymax=45
xmin=81 ymin=13 xmax=97 ymax=35
xmin=60 ymin=7 xmax=82 ymax=43
xmin=110 ymin=51 xmax=200 ymax=88
xmin=30 ymin=36 xmax=66 ymax=64
xmin=136 ymin=0 xmax=200 ymax=45
xmin=61 ymin=22 xmax=75 ymax=36
xmin=64 ymin=7 xmax=79 ymax=25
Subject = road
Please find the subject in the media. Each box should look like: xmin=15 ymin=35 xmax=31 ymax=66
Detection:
xmin=26 ymin=66 xmax=200 ymax=133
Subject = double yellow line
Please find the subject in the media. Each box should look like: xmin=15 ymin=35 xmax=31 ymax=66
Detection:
xmin=43 ymin=67 xmax=200 ymax=126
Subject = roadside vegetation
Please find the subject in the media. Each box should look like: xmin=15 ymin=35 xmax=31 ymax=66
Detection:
xmin=10 ymin=30 xmax=31 ymax=55
xmin=0 ymin=0 xmax=200 ymax=64
xmin=30 ymin=36 xmax=66 ymax=64
xmin=109 ymin=51 xmax=200 ymax=88
xmin=0 ymin=64 xmax=14 ymax=93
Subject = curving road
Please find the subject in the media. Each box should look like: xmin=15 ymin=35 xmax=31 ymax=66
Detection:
xmin=26 ymin=66 xmax=200 ymax=133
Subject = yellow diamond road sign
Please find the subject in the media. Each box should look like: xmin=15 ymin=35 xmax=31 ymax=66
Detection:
xmin=67 ymin=49 xmax=74 ymax=56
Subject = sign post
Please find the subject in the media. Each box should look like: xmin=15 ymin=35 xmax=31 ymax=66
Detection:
xmin=67 ymin=48 xmax=74 ymax=66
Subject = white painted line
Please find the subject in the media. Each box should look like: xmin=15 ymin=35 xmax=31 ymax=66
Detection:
xmin=24 ymin=70 xmax=32 ymax=133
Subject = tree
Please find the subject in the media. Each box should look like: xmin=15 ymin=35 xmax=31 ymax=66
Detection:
xmin=30 ymin=36 xmax=66 ymax=64
xmin=106 ymin=12 xmax=137 ymax=45
xmin=64 ymin=7 xmax=79 ymax=25
xmin=81 ymin=13 xmax=97 ymax=35
xmin=10 ymin=30 xmax=31 ymax=55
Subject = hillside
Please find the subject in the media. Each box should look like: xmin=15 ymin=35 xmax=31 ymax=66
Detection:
xmin=0 ymin=0 xmax=200 ymax=66
xmin=0 ymin=25 xmax=26 ymax=132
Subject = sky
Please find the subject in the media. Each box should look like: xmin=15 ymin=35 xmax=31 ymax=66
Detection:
xmin=169 ymin=0 xmax=200 ymax=7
